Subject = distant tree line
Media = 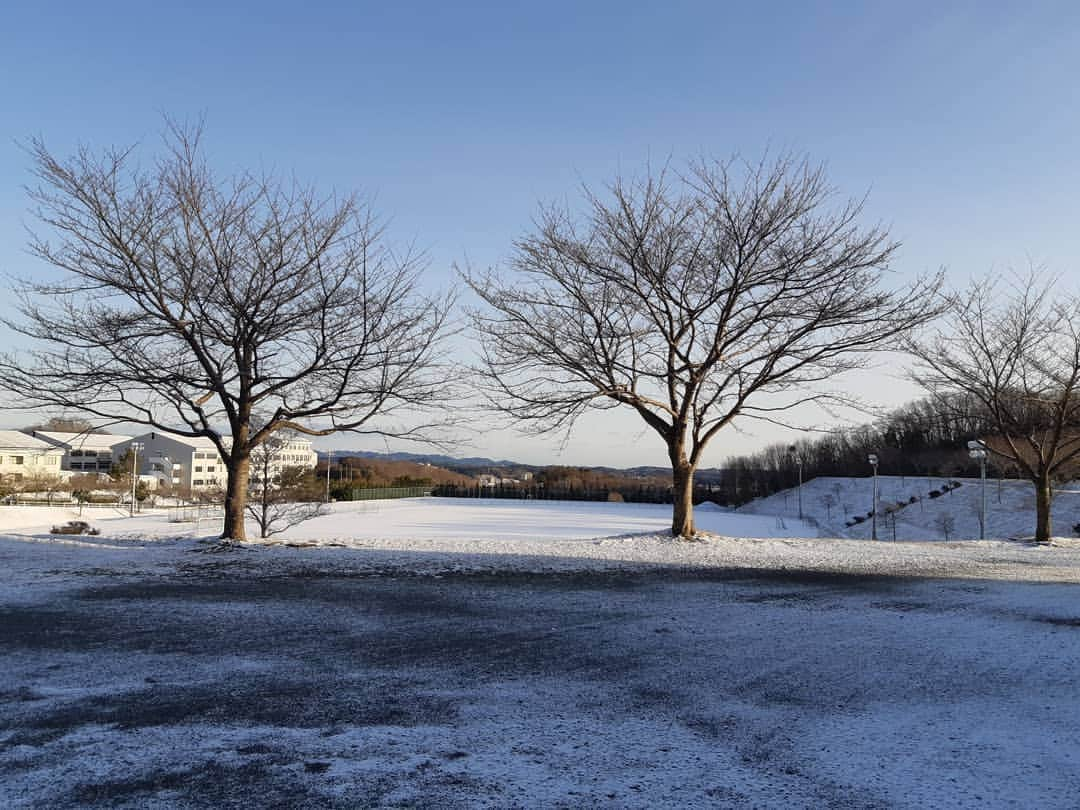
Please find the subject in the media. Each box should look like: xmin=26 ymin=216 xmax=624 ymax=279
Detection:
xmin=714 ymin=391 xmax=1043 ymax=506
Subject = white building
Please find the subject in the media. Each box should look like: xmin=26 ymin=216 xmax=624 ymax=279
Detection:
xmin=31 ymin=431 xmax=133 ymax=475
xmin=252 ymin=437 xmax=319 ymax=484
xmin=0 ymin=431 xmax=65 ymax=481
xmin=117 ymin=430 xmax=317 ymax=492
xmin=115 ymin=431 xmax=228 ymax=492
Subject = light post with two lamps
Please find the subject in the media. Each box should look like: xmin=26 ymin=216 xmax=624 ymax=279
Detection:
xmin=968 ymin=440 xmax=988 ymax=540
xmin=788 ymin=445 xmax=804 ymax=521
xmin=868 ymin=453 xmax=879 ymax=540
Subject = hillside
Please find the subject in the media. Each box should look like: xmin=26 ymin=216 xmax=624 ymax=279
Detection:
xmin=326 ymin=455 xmax=474 ymax=487
xmin=738 ymin=475 xmax=1080 ymax=541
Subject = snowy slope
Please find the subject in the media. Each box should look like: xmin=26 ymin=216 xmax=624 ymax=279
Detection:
xmin=738 ymin=475 xmax=1080 ymax=542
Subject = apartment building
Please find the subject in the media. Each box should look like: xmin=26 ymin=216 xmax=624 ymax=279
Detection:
xmin=32 ymin=431 xmax=134 ymax=474
xmin=0 ymin=431 xmax=65 ymax=481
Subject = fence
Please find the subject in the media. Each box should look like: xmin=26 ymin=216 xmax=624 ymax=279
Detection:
xmin=347 ymin=486 xmax=431 ymax=501
xmin=428 ymin=483 xmax=726 ymax=505
xmin=1 ymin=497 xmax=124 ymax=508
xmin=167 ymin=504 xmax=226 ymax=523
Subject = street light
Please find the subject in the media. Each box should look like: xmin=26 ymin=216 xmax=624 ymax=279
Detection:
xmin=130 ymin=441 xmax=143 ymax=517
xmin=968 ymin=440 xmax=988 ymax=540
xmin=868 ymin=453 xmax=879 ymax=540
xmin=789 ymin=445 xmax=803 ymax=520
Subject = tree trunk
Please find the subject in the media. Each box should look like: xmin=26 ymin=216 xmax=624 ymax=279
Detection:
xmin=222 ymin=452 xmax=251 ymax=542
xmin=670 ymin=454 xmax=696 ymax=538
xmin=1034 ymin=474 xmax=1053 ymax=543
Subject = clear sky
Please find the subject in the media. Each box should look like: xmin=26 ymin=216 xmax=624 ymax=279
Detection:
xmin=1 ymin=1 xmax=1078 ymax=467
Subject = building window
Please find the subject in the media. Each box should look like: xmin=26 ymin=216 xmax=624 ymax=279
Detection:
xmin=193 ymin=479 xmax=204 ymax=486
xmin=8 ymin=456 xmax=23 ymax=465
xmin=194 ymin=466 xmax=203 ymax=472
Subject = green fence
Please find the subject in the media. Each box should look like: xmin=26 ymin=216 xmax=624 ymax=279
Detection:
xmin=348 ymin=486 xmax=431 ymax=501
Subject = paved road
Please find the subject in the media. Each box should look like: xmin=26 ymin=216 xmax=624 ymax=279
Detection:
xmin=2 ymin=565 xmax=1079 ymax=807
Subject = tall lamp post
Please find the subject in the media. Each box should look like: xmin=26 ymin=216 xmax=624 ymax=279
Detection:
xmin=868 ymin=453 xmax=879 ymax=540
xmin=129 ymin=441 xmax=143 ymax=518
xmin=968 ymin=440 xmax=987 ymax=540
xmin=789 ymin=445 xmax=804 ymax=520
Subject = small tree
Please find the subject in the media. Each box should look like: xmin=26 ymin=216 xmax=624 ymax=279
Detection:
xmin=0 ymin=121 xmax=454 ymax=542
xmin=246 ymin=435 xmax=325 ymax=538
xmin=469 ymin=155 xmax=942 ymax=537
xmin=935 ymin=513 xmax=956 ymax=541
xmin=820 ymin=492 xmax=836 ymax=520
xmin=909 ymin=274 xmax=1080 ymax=542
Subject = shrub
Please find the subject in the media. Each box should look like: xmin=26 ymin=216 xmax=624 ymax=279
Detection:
xmin=1074 ymin=522 xmax=1080 ymax=537
xmin=851 ymin=515 xmax=865 ymax=524
xmin=929 ymin=490 xmax=942 ymax=499
xmin=908 ymin=495 xmax=919 ymax=504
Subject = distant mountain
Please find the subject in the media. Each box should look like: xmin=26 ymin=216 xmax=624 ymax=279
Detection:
xmin=322 ymin=449 xmax=525 ymax=470
xmin=319 ymin=449 xmax=724 ymax=480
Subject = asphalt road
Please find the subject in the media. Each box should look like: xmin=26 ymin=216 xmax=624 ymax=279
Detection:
xmin=2 ymin=565 xmax=1079 ymax=808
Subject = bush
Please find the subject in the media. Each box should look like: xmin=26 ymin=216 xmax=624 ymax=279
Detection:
xmin=851 ymin=515 xmax=865 ymax=524
xmin=928 ymin=490 xmax=942 ymax=499
xmin=1074 ymin=522 xmax=1080 ymax=537
xmin=908 ymin=495 xmax=919 ymax=504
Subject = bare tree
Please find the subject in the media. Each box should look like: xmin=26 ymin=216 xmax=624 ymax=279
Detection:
xmin=820 ymin=492 xmax=836 ymax=520
xmin=908 ymin=274 xmax=1080 ymax=542
xmin=0 ymin=122 xmax=454 ymax=542
xmin=246 ymin=434 xmax=325 ymax=539
xmin=935 ymin=513 xmax=956 ymax=541
xmin=468 ymin=155 xmax=943 ymax=536
xmin=25 ymin=415 xmax=98 ymax=434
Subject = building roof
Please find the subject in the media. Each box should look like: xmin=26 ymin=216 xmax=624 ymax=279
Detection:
xmin=33 ymin=431 xmax=133 ymax=450
xmin=0 ymin=430 xmax=66 ymax=452
xmin=136 ymin=430 xmax=230 ymax=450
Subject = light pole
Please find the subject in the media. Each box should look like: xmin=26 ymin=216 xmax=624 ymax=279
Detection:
xmin=789 ymin=445 xmax=803 ymax=520
xmin=968 ymin=440 xmax=987 ymax=540
xmin=868 ymin=453 xmax=879 ymax=540
xmin=130 ymin=441 xmax=143 ymax=517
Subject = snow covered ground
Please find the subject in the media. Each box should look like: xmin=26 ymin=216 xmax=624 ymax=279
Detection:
xmin=3 ymin=496 xmax=1080 ymax=806
xmin=3 ymin=496 xmax=1080 ymax=584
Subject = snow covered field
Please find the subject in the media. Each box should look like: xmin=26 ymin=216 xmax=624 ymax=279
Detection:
xmin=3 ymin=496 xmax=1080 ymax=583
xmin=3 ymin=496 xmax=1080 ymax=806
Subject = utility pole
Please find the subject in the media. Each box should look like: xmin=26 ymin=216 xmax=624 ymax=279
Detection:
xmin=868 ymin=453 xmax=879 ymax=540
xmin=129 ymin=441 xmax=143 ymax=517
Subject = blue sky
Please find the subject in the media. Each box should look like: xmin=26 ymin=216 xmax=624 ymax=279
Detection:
xmin=1 ymin=2 xmax=1079 ymax=466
